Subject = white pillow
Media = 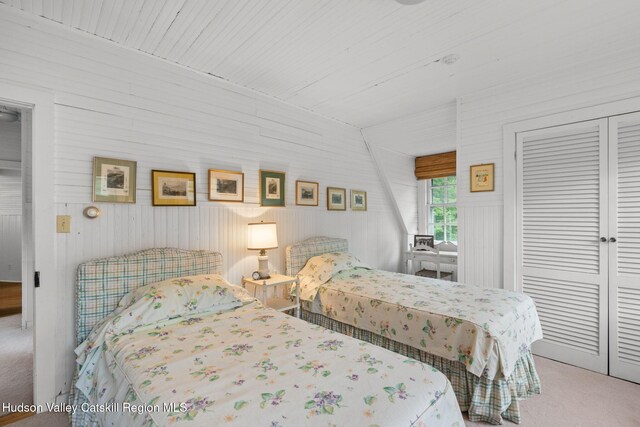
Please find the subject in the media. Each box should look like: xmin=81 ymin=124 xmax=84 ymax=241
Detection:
xmin=116 ymin=274 xmax=243 ymax=324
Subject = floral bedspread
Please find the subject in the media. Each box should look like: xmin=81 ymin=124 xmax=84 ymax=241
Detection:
xmin=76 ymin=301 xmax=464 ymax=426
xmin=297 ymin=254 xmax=542 ymax=379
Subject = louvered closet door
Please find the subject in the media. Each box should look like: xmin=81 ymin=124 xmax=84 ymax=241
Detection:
xmin=516 ymin=119 xmax=609 ymax=373
xmin=609 ymin=112 xmax=640 ymax=383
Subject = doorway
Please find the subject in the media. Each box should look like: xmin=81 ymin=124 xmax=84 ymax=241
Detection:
xmin=0 ymin=103 xmax=33 ymax=417
xmin=0 ymin=84 xmax=56 ymax=410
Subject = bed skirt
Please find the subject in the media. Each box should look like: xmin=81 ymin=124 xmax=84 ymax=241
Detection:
xmin=301 ymin=309 xmax=541 ymax=425
xmin=69 ymin=374 xmax=99 ymax=427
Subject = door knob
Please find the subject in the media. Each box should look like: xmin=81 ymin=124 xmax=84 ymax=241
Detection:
xmin=600 ymin=237 xmax=607 ymax=242
xmin=610 ymin=237 xmax=617 ymax=243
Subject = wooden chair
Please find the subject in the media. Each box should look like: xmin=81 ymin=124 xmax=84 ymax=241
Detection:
xmin=435 ymin=241 xmax=458 ymax=252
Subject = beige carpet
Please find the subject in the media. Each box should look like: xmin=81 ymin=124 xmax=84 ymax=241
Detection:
xmin=3 ymin=356 xmax=639 ymax=426
xmin=0 ymin=314 xmax=32 ymax=415
xmin=2 ymin=412 xmax=68 ymax=427
xmin=466 ymin=356 xmax=640 ymax=426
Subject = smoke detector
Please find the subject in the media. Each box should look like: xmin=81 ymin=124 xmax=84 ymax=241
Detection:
xmin=440 ymin=54 xmax=460 ymax=65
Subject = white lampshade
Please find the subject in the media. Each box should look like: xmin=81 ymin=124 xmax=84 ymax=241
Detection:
xmin=247 ymin=222 xmax=278 ymax=250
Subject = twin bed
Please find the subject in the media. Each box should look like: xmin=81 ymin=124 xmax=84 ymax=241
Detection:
xmin=71 ymin=239 xmax=542 ymax=426
xmin=70 ymin=248 xmax=464 ymax=427
xmin=286 ymin=237 xmax=543 ymax=424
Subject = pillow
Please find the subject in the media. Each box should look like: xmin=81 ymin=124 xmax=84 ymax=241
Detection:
xmin=116 ymin=274 xmax=243 ymax=323
xmin=75 ymin=274 xmax=250 ymax=398
xmin=298 ymin=252 xmax=371 ymax=282
xmin=77 ymin=274 xmax=246 ymax=363
xmin=296 ymin=252 xmax=371 ymax=301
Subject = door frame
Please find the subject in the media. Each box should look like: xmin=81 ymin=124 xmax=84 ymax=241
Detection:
xmin=503 ymin=97 xmax=640 ymax=291
xmin=0 ymin=81 xmax=56 ymax=407
xmin=607 ymin=111 xmax=640 ymax=383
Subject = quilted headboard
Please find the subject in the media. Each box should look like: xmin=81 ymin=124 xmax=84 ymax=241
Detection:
xmin=285 ymin=236 xmax=349 ymax=276
xmin=75 ymin=248 xmax=223 ymax=344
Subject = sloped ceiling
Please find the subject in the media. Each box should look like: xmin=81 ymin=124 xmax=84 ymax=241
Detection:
xmin=2 ymin=0 xmax=640 ymax=128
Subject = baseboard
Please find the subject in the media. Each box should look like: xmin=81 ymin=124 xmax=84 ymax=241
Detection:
xmin=0 ymin=411 xmax=34 ymax=426
xmin=0 ymin=307 xmax=22 ymax=318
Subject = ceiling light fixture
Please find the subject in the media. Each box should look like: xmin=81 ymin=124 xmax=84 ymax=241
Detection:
xmin=440 ymin=54 xmax=460 ymax=65
xmin=0 ymin=107 xmax=19 ymax=123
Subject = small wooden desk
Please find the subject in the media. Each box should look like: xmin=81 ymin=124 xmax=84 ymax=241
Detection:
xmin=404 ymin=251 xmax=458 ymax=280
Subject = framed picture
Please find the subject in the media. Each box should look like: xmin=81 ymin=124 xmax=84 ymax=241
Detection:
xmin=260 ymin=170 xmax=286 ymax=207
xmin=327 ymin=187 xmax=346 ymax=211
xmin=350 ymin=189 xmax=367 ymax=211
xmin=208 ymin=169 xmax=244 ymax=202
xmin=414 ymin=235 xmax=434 ymax=250
xmin=152 ymin=170 xmax=196 ymax=206
xmin=92 ymin=157 xmax=137 ymax=203
xmin=296 ymin=180 xmax=319 ymax=206
xmin=470 ymin=163 xmax=495 ymax=192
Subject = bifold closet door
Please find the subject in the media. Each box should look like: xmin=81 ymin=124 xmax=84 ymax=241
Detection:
xmin=609 ymin=112 xmax=640 ymax=383
xmin=516 ymin=119 xmax=608 ymax=374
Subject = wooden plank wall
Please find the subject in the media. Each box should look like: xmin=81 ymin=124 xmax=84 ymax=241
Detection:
xmin=0 ymin=6 xmax=403 ymax=399
xmin=362 ymin=101 xmax=457 ymax=236
xmin=0 ymin=120 xmax=20 ymax=163
xmin=457 ymin=48 xmax=640 ymax=288
xmin=0 ymin=215 xmax=21 ymax=282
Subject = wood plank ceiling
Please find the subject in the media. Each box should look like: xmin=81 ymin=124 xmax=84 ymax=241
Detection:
xmin=1 ymin=0 xmax=639 ymax=128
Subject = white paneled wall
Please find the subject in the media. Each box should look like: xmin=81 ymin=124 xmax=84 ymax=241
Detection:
xmin=364 ymin=102 xmax=457 ymax=157
xmin=365 ymin=144 xmax=415 ymax=234
xmin=0 ymin=7 xmax=403 ymax=398
xmin=0 ymin=168 xmax=22 ymax=282
xmin=362 ymin=101 xmax=457 ymax=235
xmin=0 ymin=169 xmax=21 ymax=214
xmin=0 ymin=119 xmax=21 ymax=162
xmin=457 ymin=49 xmax=640 ymax=287
xmin=0 ymin=214 xmax=21 ymax=281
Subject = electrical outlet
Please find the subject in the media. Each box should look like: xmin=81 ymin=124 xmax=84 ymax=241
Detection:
xmin=56 ymin=215 xmax=71 ymax=233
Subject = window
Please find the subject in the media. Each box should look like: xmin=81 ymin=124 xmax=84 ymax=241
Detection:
xmin=426 ymin=176 xmax=457 ymax=243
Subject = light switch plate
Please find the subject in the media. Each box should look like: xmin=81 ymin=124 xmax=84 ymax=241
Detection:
xmin=56 ymin=215 xmax=71 ymax=233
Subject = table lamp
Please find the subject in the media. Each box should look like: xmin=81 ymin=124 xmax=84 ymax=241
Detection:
xmin=247 ymin=221 xmax=278 ymax=279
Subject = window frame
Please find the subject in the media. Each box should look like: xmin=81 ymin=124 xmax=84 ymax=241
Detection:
xmin=419 ymin=176 xmax=457 ymax=243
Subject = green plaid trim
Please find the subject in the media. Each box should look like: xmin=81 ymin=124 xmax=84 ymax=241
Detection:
xmin=285 ymin=236 xmax=348 ymax=276
xmin=75 ymin=248 xmax=223 ymax=345
xmin=69 ymin=377 xmax=99 ymax=427
xmin=301 ymin=310 xmax=541 ymax=425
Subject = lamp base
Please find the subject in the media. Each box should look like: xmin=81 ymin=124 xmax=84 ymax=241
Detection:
xmin=257 ymin=254 xmax=271 ymax=279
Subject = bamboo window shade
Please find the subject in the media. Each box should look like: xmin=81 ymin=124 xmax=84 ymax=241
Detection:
xmin=415 ymin=151 xmax=456 ymax=180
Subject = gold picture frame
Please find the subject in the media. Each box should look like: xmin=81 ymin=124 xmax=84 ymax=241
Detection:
xmin=152 ymin=170 xmax=196 ymax=206
xmin=296 ymin=180 xmax=319 ymax=206
xmin=350 ymin=189 xmax=367 ymax=211
xmin=208 ymin=169 xmax=244 ymax=202
xmin=327 ymin=187 xmax=346 ymax=211
xmin=92 ymin=156 xmax=137 ymax=203
xmin=470 ymin=163 xmax=495 ymax=192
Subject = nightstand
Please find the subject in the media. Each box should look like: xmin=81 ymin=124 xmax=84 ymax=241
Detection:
xmin=241 ymin=274 xmax=300 ymax=318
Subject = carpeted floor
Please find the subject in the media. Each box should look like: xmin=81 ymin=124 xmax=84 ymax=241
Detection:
xmin=2 ymin=356 xmax=639 ymax=426
xmin=0 ymin=314 xmax=32 ymax=416
xmin=465 ymin=356 xmax=640 ymax=426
